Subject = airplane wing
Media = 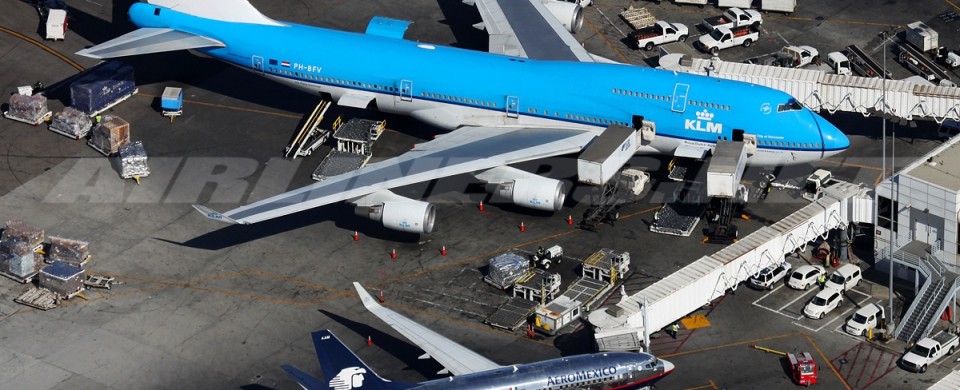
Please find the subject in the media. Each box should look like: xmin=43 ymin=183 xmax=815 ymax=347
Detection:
xmin=466 ymin=0 xmax=594 ymax=62
xmin=76 ymin=28 xmax=225 ymax=59
xmin=353 ymin=282 xmax=501 ymax=375
xmin=195 ymin=126 xmax=595 ymax=224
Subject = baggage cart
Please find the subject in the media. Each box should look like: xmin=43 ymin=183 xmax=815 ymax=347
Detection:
xmin=15 ymin=287 xmax=59 ymax=310
xmin=161 ymin=87 xmax=183 ymax=122
xmin=4 ymin=93 xmax=52 ymax=126
xmin=118 ymin=141 xmax=150 ymax=182
xmin=48 ymin=107 xmax=93 ymax=139
xmin=87 ymin=115 xmax=130 ymax=156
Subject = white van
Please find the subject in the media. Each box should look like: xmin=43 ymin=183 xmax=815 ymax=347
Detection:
xmin=824 ymin=264 xmax=862 ymax=291
xmin=845 ymin=303 xmax=884 ymax=336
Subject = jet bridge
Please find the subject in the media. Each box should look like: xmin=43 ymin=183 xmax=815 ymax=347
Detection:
xmin=590 ymin=180 xmax=875 ymax=352
xmin=664 ymin=55 xmax=960 ymax=123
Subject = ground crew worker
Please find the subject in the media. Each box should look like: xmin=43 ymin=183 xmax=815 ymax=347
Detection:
xmin=95 ymin=115 xmax=102 ymax=124
xmin=670 ymin=322 xmax=680 ymax=339
xmin=817 ymin=273 xmax=826 ymax=287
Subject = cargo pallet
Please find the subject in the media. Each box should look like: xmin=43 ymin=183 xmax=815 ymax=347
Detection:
xmin=3 ymin=110 xmax=52 ymax=126
xmin=620 ymin=6 xmax=656 ymax=30
xmin=483 ymin=297 xmax=538 ymax=330
xmin=15 ymin=287 xmax=59 ymax=310
xmin=48 ymin=123 xmax=91 ymax=140
xmin=85 ymin=88 xmax=139 ymax=117
xmin=311 ymin=150 xmax=371 ymax=181
xmin=0 ymin=270 xmax=39 ymax=284
xmin=650 ymin=202 xmax=706 ymax=237
xmin=44 ymin=255 xmax=91 ymax=268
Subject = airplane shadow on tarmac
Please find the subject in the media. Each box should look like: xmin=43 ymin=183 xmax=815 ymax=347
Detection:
xmin=321 ymin=309 xmax=450 ymax=381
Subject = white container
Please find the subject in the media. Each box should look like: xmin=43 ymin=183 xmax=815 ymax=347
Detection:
xmin=577 ymin=126 xmax=636 ymax=185
xmin=706 ymin=141 xmax=746 ymax=198
xmin=717 ymin=0 xmax=753 ymax=8
xmin=906 ymin=21 xmax=939 ymax=52
xmin=45 ymin=9 xmax=67 ymax=40
xmin=761 ymin=0 xmax=796 ymax=13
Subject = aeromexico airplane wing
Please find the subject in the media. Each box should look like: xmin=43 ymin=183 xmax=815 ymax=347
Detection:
xmin=195 ymin=127 xmax=595 ymax=224
xmin=465 ymin=0 xmax=594 ymax=62
xmin=353 ymin=282 xmax=501 ymax=375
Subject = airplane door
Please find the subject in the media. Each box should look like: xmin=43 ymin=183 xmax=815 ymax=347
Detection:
xmin=252 ymin=55 xmax=264 ymax=73
xmin=671 ymin=83 xmax=689 ymax=113
xmin=505 ymin=95 xmax=520 ymax=118
xmin=399 ymin=79 xmax=413 ymax=102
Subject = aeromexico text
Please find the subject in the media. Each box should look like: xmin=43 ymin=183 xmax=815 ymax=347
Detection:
xmin=546 ymin=366 xmax=618 ymax=386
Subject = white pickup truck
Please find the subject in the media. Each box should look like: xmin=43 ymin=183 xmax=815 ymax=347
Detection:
xmin=900 ymin=331 xmax=960 ymax=373
xmin=630 ymin=21 xmax=689 ymax=51
xmin=700 ymin=7 xmax=762 ymax=32
xmin=697 ymin=25 xmax=758 ymax=55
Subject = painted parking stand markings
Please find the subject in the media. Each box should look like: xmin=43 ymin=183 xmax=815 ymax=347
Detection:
xmin=751 ymin=278 xmax=877 ymax=333
xmin=831 ymin=342 xmax=899 ymax=389
xmin=792 ymin=290 xmax=873 ymax=333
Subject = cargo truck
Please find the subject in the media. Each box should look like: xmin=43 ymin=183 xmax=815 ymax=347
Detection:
xmin=577 ymin=126 xmax=636 ymax=186
xmin=630 ymin=21 xmax=689 ymax=51
xmin=699 ymin=7 xmax=762 ymax=32
xmin=697 ymin=25 xmax=758 ymax=55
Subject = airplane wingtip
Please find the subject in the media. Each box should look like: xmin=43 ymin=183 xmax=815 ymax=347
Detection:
xmin=192 ymin=205 xmax=239 ymax=224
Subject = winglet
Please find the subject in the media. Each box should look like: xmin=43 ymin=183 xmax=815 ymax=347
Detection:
xmin=353 ymin=282 xmax=379 ymax=310
xmin=192 ymin=205 xmax=240 ymax=224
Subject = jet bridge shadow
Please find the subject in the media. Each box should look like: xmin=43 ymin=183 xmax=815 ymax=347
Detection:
xmin=320 ymin=310 xmax=449 ymax=381
xmin=434 ymin=0 xmax=487 ymax=50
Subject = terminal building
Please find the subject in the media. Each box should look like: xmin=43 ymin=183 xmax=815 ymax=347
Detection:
xmin=875 ymin=135 xmax=960 ymax=342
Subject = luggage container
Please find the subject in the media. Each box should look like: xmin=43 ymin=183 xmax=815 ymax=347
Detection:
xmin=45 ymin=9 xmax=67 ymax=40
xmin=484 ymin=251 xmax=530 ymax=290
xmin=761 ymin=0 xmax=796 ymax=13
xmin=118 ymin=141 xmax=150 ymax=181
xmin=577 ymin=126 xmax=636 ymax=186
xmin=39 ymin=261 xmax=85 ymax=299
xmin=87 ymin=115 xmax=130 ymax=155
xmin=4 ymin=93 xmax=52 ymax=125
xmin=161 ymin=87 xmax=183 ymax=122
xmin=48 ymin=107 xmax=93 ymax=139
xmin=70 ymin=61 xmax=137 ymax=116
xmin=1 ymin=220 xmax=45 ymax=253
xmin=4 ymin=243 xmax=42 ymax=283
xmin=906 ymin=21 xmax=938 ymax=52
xmin=46 ymin=236 xmax=91 ymax=267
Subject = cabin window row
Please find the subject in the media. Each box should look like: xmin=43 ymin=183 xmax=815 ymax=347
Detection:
xmin=420 ymin=91 xmax=497 ymax=108
xmin=563 ymin=112 xmax=629 ymax=127
xmin=268 ymin=67 xmax=400 ymax=92
xmin=757 ymin=139 xmax=822 ymax=148
xmin=612 ymin=88 xmax=670 ymax=102
xmin=688 ymin=100 xmax=729 ymax=111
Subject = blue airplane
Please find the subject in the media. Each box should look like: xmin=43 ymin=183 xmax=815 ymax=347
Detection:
xmin=78 ymin=0 xmax=850 ymax=234
xmin=279 ymin=283 xmax=674 ymax=390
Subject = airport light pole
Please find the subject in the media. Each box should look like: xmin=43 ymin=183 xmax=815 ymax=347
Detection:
xmin=880 ymin=29 xmax=896 ymax=333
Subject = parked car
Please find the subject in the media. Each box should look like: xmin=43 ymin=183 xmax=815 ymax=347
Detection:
xmin=749 ymin=262 xmax=792 ymax=290
xmin=787 ymin=265 xmax=826 ymax=290
xmin=845 ymin=303 xmax=884 ymax=336
xmin=803 ymin=288 xmax=843 ymax=319
xmin=824 ymin=264 xmax=862 ymax=292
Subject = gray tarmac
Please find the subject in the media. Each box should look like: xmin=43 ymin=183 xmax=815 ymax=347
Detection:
xmin=1 ymin=0 xmax=959 ymax=389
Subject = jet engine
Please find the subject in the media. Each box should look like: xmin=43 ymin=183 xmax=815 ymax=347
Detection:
xmin=353 ymin=191 xmax=436 ymax=234
xmin=542 ymin=1 xmax=584 ymax=33
xmin=475 ymin=166 xmax=566 ymax=211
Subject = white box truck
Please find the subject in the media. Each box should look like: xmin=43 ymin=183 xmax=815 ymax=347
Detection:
xmin=45 ymin=9 xmax=67 ymax=41
xmin=577 ymin=126 xmax=636 ymax=186
xmin=707 ymin=141 xmax=747 ymax=198
xmin=906 ymin=21 xmax=939 ymax=52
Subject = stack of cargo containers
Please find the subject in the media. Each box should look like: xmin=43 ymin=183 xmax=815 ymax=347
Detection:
xmin=39 ymin=261 xmax=84 ymax=299
xmin=118 ymin=141 xmax=150 ymax=179
xmin=87 ymin=115 xmax=130 ymax=155
xmin=4 ymin=242 xmax=42 ymax=282
xmin=48 ymin=107 xmax=93 ymax=139
xmin=46 ymin=236 xmax=90 ymax=268
xmin=484 ymin=252 xmax=530 ymax=290
xmin=70 ymin=61 xmax=137 ymax=116
xmin=1 ymin=220 xmax=45 ymax=253
xmin=4 ymin=93 xmax=52 ymax=125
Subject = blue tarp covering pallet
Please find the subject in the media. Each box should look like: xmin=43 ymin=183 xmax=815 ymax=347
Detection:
xmin=70 ymin=61 xmax=137 ymax=115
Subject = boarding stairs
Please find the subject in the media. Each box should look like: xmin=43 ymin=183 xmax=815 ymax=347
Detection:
xmin=285 ymin=99 xmax=332 ymax=158
xmin=895 ymin=245 xmax=960 ymax=343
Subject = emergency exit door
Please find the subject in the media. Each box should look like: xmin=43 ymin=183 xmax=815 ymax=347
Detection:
xmin=671 ymin=83 xmax=689 ymax=113
xmin=252 ymin=55 xmax=264 ymax=73
xmin=506 ymin=96 xmax=520 ymax=118
xmin=399 ymin=79 xmax=413 ymax=102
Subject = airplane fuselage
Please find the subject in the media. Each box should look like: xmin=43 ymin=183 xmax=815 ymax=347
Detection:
xmin=129 ymin=3 xmax=849 ymax=168
xmin=410 ymin=352 xmax=672 ymax=390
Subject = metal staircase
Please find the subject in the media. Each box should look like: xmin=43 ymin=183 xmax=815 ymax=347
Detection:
xmin=895 ymin=251 xmax=960 ymax=343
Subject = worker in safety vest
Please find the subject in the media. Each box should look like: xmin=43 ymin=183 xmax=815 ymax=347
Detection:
xmin=670 ymin=323 xmax=680 ymax=339
xmin=817 ymin=274 xmax=826 ymax=288
xmin=95 ymin=115 xmax=102 ymax=124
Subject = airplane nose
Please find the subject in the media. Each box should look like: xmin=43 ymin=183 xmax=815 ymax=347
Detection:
xmin=660 ymin=359 xmax=675 ymax=373
xmin=813 ymin=112 xmax=849 ymax=155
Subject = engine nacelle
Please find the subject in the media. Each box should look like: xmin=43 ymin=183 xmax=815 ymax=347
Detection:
xmin=489 ymin=179 xmax=566 ymax=211
xmin=543 ymin=1 xmax=584 ymax=33
xmin=355 ymin=200 xmax=436 ymax=234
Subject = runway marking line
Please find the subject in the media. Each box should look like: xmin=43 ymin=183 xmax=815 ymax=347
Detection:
xmin=830 ymin=341 xmax=899 ymax=390
xmin=681 ymin=380 xmax=719 ymax=390
xmin=583 ymin=12 xmax=631 ymax=64
xmin=0 ymin=25 xmax=85 ymax=71
xmin=136 ymin=92 xmax=303 ymax=119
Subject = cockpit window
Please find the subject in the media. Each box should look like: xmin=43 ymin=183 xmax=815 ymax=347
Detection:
xmin=778 ymin=99 xmax=803 ymax=112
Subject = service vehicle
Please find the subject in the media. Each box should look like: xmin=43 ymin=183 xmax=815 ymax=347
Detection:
xmin=748 ymin=45 xmax=819 ymax=68
xmin=824 ymin=264 xmax=862 ymax=292
xmin=804 ymin=288 xmax=843 ymax=319
xmin=787 ymin=264 xmax=826 ymax=290
xmin=900 ymin=331 xmax=959 ymax=373
xmin=630 ymin=21 xmax=689 ymax=51
xmin=802 ymin=169 xmax=833 ymax=201
xmin=532 ymin=245 xmax=563 ymax=269
xmin=825 ymin=51 xmax=852 ymax=75
xmin=699 ymin=7 xmax=762 ymax=32
xmin=748 ymin=261 xmax=792 ymax=290
xmin=788 ymin=352 xmax=818 ymax=386
xmin=845 ymin=303 xmax=884 ymax=336
xmin=697 ymin=25 xmax=758 ymax=55
xmin=620 ymin=168 xmax=650 ymax=196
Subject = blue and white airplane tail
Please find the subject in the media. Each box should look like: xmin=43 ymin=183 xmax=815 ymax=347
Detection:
xmin=282 ymin=330 xmax=415 ymax=390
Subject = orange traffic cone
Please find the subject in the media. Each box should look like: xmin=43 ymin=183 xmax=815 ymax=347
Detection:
xmin=390 ymin=249 xmax=397 ymax=259
xmin=378 ymin=289 xmax=385 ymax=303
xmin=367 ymin=336 xmax=373 ymax=346
xmin=479 ymin=201 xmax=484 ymax=211
xmin=567 ymin=215 xmax=574 ymax=225
xmin=519 ymin=222 xmax=526 ymax=232
xmin=440 ymin=246 xmax=447 ymax=256
xmin=353 ymin=230 xmax=359 ymax=241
